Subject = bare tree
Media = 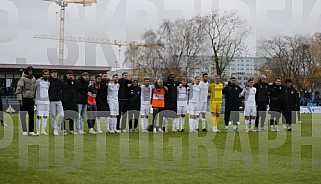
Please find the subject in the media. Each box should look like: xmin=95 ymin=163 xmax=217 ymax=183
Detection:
xmin=201 ymin=11 xmax=249 ymax=77
xmin=259 ymin=34 xmax=321 ymax=91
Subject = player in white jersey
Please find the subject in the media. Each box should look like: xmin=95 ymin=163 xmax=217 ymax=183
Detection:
xmin=176 ymin=78 xmax=189 ymax=132
xmin=107 ymin=74 xmax=120 ymax=133
xmin=199 ymin=73 xmax=209 ymax=132
xmin=188 ymin=76 xmax=202 ymax=133
xmin=239 ymin=78 xmax=257 ymax=132
xmin=35 ymin=69 xmax=50 ymax=135
xmin=140 ymin=78 xmax=153 ymax=133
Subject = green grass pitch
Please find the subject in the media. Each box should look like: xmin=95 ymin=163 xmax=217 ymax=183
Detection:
xmin=1 ymin=113 xmax=321 ymax=183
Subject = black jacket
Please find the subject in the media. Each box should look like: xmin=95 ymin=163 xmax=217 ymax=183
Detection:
xmin=283 ymin=86 xmax=299 ymax=112
xmin=268 ymin=84 xmax=284 ymax=112
xmin=222 ymin=82 xmax=242 ymax=110
xmin=129 ymin=85 xmax=141 ymax=110
xmin=96 ymin=79 xmax=110 ymax=111
xmin=61 ymin=75 xmax=76 ymax=111
xmin=118 ymin=78 xmax=132 ymax=100
xmin=164 ymin=79 xmax=179 ymax=102
xmin=254 ymin=80 xmax=269 ymax=106
xmin=48 ymin=77 xmax=62 ymax=102
xmin=0 ymin=88 xmax=4 ymax=110
xmin=75 ymin=77 xmax=89 ymax=104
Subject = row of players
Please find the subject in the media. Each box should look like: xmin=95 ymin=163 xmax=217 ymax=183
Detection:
xmin=15 ymin=66 xmax=299 ymax=135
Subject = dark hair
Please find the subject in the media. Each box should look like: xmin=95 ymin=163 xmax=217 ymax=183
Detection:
xmin=144 ymin=78 xmax=150 ymax=81
xmin=66 ymin=70 xmax=73 ymax=75
xmin=95 ymin=75 xmax=102 ymax=79
xmin=122 ymin=72 xmax=128 ymax=76
xmin=230 ymin=77 xmax=236 ymax=80
xmin=51 ymin=70 xmax=57 ymax=73
xmin=202 ymin=73 xmax=208 ymax=78
xmin=248 ymin=78 xmax=254 ymax=82
xmin=274 ymin=77 xmax=281 ymax=81
xmin=112 ymin=74 xmax=118 ymax=78
xmin=42 ymin=69 xmax=49 ymax=74
xmin=82 ymin=72 xmax=89 ymax=76
xmin=285 ymin=79 xmax=292 ymax=83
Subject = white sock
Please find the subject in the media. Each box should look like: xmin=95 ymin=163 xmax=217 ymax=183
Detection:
xmin=141 ymin=118 xmax=146 ymax=130
xmin=215 ymin=125 xmax=218 ymax=130
xmin=106 ymin=117 xmax=110 ymax=131
xmin=144 ymin=118 xmax=149 ymax=130
xmin=271 ymin=125 xmax=274 ymax=129
xmin=113 ymin=118 xmax=117 ymax=131
xmin=233 ymin=125 xmax=237 ymax=129
xmin=42 ymin=118 xmax=47 ymax=131
xmin=202 ymin=118 xmax=206 ymax=129
xmin=189 ymin=118 xmax=194 ymax=131
xmin=194 ymin=119 xmax=198 ymax=130
xmin=96 ymin=118 xmax=101 ymax=131
xmin=225 ymin=126 xmax=228 ymax=130
xmin=275 ymin=125 xmax=279 ymax=129
xmin=251 ymin=119 xmax=255 ymax=129
xmin=164 ymin=118 xmax=168 ymax=131
xmin=181 ymin=117 xmax=185 ymax=130
xmin=195 ymin=119 xmax=199 ymax=129
xmin=36 ymin=118 xmax=41 ymax=131
xmin=173 ymin=118 xmax=179 ymax=131
xmin=283 ymin=124 xmax=287 ymax=130
xmin=245 ymin=119 xmax=249 ymax=129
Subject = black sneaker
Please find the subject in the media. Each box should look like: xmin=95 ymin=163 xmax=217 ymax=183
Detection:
xmin=196 ymin=129 xmax=199 ymax=132
xmin=287 ymin=128 xmax=292 ymax=131
xmin=202 ymin=128 xmax=207 ymax=132
xmin=180 ymin=129 xmax=184 ymax=132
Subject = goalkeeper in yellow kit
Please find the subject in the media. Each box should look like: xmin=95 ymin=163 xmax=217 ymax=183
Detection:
xmin=208 ymin=75 xmax=223 ymax=132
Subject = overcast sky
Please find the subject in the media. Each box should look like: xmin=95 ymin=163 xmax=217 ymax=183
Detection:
xmin=1 ymin=0 xmax=321 ymax=68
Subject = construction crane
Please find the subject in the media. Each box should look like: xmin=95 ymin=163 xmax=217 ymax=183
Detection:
xmin=43 ymin=0 xmax=97 ymax=65
xmin=34 ymin=34 xmax=164 ymax=69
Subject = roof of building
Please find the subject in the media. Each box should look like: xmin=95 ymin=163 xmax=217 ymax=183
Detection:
xmin=0 ymin=64 xmax=111 ymax=74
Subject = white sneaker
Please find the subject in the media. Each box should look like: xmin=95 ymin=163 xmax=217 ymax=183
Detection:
xmin=244 ymin=128 xmax=249 ymax=133
xmin=121 ymin=130 xmax=127 ymax=133
xmin=28 ymin=132 xmax=38 ymax=136
xmin=271 ymin=127 xmax=275 ymax=132
xmin=115 ymin=129 xmax=121 ymax=133
xmin=106 ymin=129 xmax=110 ymax=133
xmin=153 ymin=128 xmax=157 ymax=133
xmin=54 ymin=130 xmax=59 ymax=136
xmin=97 ymin=128 xmax=102 ymax=134
xmin=276 ymin=129 xmax=280 ymax=132
xmin=62 ymin=130 xmax=67 ymax=135
xmin=109 ymin=130 xmax=115 ymax=133
xmin=22 ymin=132 xmax=28 ymax=136
xmin=216 ymin=129 xmax=221 ymax=132
xmin=134 ymin=129 xmax=137 ymax=132
xmin=172 ymin=129 xmax=177 ymax=132
xmin=237 ymin=122 xmax=241 ymax=125
xmin=158 ymin=128 xmax=164 ymax=133
xmin=89 ymin=129 xmax=97 ymax=134
xmin=298 ymin=121 xmax=301 ymax=124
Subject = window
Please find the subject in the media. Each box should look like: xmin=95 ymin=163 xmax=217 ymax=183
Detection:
xmin=238 ymin=77 xmax=242 ymax=80
xmin=246 ymin=64 xmax=249 ymax=66
xmin=244 ymin=82 xmax=247 ymax=85
xmin=240 ymin=64 xmax=244 ymax=66
xmin=244 ymin=77 xmax=248 ymax=80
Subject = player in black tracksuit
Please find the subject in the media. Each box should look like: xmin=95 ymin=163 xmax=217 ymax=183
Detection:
xmin=117 ymin=72 xmax=132 ymax=131
xmin=128 ymin=80 xmax=141 ymax=132
xmin=163 ymin=74 xmax=179 ymax=132
xmin=96 ymin=73 xmax=110 ymax=132
xmin=282 ymin=79 xmax=299 ymax=131
xmin=222 ymin=77 xmax=242 ymax=131
xmin=0 ymin=88 xmax=5 ymax=126
xmin=268 ymin=78 xmax=284 ymax=131
xmin=254 ymin=75 xmax=269 ymax=131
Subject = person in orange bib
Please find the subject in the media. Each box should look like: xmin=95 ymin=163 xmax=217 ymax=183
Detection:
xmin=151 ymin=79 xmax=168 ymax=133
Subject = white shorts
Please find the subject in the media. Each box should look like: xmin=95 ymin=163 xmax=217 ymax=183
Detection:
xmin=177 ymin=106 xmax=187 ymax=115
xmin=140 ymin=104 xmax=151 ymax=116
xmin=244 ymin=106 xmax=257 ymax=117
xmin=108 ymin=101 xmax=119 ymax=116
xmin=36 ymin=104 xmax=50 ymax=117
xmin=199 ymin=102 xmax=208 ymax=113
xmin=189 ymin=103 xmax=200 ymax=116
